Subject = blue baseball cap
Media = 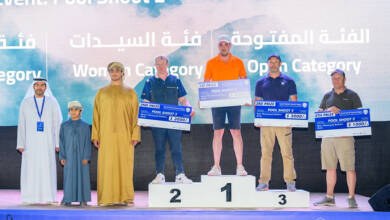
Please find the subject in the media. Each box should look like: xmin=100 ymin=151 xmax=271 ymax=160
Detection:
xmin=331 ymin=69 xmax=346 ymax=77
xmin=267 ymin=54 xmax=281 ymax=62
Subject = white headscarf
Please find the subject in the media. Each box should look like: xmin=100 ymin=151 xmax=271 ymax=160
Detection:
xmin=67 ymin=101 xmax=83 ymax=119
xmin=23 ymin=78 xmax=63 ymax=123
xmin=68 ymin=101 xmax=83 ymax=110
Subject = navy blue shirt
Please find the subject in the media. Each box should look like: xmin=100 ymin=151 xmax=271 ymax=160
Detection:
xmin=255 ymin=73 xmax=297 ymax=101
xmin=141 ymin=75 xmax=187 ymax=105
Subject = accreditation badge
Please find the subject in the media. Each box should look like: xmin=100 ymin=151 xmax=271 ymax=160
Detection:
xmin=37 ymin=121 xmax=44 ymax=132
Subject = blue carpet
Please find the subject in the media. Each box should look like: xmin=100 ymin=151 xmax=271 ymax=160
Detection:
xmin=1 ymin=209 xmax=389 ymax=220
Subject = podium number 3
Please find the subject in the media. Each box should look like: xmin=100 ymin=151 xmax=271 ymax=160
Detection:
xmin=221 ymin=183 xmax=232 ymax=202
xmin=170 ymin=189 xmax=181 ymax=203
xmin=278 ymin=194 xmax=287 ymax=205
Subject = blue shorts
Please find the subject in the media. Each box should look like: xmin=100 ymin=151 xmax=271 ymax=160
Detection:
xmin=211 ymin=106 xmax=241 ymax=130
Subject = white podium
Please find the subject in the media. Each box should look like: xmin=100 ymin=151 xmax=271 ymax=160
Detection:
xmin=148 ymin=175 xmax=310 ymax=208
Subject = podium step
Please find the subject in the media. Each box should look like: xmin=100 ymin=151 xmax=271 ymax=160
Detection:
xmin=149 ymin=175 xmax=309 ymax=208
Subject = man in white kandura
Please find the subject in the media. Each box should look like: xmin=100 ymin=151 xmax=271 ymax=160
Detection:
xmin=16 ymin=78 xmax=62 ymax=204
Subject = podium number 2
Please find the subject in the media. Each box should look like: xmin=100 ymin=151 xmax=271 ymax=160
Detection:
xmin=278 ymin=194 xmax=287 ymax=205
xmin=221 ymin=183 xmax=232 ymax=202
xmin=170 ymin=189 xmax=181 ymax=203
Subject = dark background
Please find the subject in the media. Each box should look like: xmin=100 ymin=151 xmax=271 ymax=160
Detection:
xmin=1 ymin=122 xmax=389 ymax=197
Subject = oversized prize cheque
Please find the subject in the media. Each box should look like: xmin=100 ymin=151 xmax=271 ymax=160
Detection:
xmin=254 ymin=100 xmax=309 ymax=127
xmin=315 ymin=108 xmax=372 ymax=138
xmin=137 ymin=102 xmax=192 ymax=131
xmin=198 ymin=79 xmax=251 ymax=108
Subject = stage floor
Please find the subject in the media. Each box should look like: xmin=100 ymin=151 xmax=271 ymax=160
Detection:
xmin=1 ymin=190 xmax=388 ymax=220
xmin=0 ymin=190 xmax=373 ymax=211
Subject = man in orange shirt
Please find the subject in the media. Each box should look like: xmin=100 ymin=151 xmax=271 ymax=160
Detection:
xmin=203 ymin=35 xmax=248 ymax=176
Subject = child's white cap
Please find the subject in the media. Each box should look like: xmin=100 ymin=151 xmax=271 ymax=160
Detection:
xmin=68 ymin=101 xmax=83 ymax=110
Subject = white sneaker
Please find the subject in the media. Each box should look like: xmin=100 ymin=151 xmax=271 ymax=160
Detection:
xmin=175 ymin=173 xmax=193 ymax=184
xmin=207 ymin=165 xmax=221 ymax=176
xmin=151 ymin=173 xmax=165 ymax=184
xmin=236 ymin=165 xmax=248 ymax=176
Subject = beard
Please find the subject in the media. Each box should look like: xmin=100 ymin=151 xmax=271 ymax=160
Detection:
xmin=220 ymin=51 xmax=229 ymax=57
xmin=34 ymin=90 xmax=44 ymax=96
xmin=333 ymin=84 xmax=345 ymax=90
xmin=270 ymin=67 xmax=280 ymax=73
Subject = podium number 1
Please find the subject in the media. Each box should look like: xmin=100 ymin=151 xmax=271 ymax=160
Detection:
xmin=221 ymin=183 xmax=232 ymax=202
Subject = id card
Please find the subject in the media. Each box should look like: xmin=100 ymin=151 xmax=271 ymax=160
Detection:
xmin=37 ymin=121 xmax=44 ymax=132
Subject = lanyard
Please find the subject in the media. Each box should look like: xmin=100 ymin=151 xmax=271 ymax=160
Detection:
xmin=34 ymin=95 xmax=46 ymax=121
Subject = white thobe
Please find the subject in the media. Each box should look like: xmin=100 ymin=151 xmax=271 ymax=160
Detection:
xmin=16 ymin=96 xmax=61 ymax=203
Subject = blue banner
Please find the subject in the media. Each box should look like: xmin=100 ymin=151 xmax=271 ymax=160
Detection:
xmin=1 ymin=0 xmax=390 ymax=126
